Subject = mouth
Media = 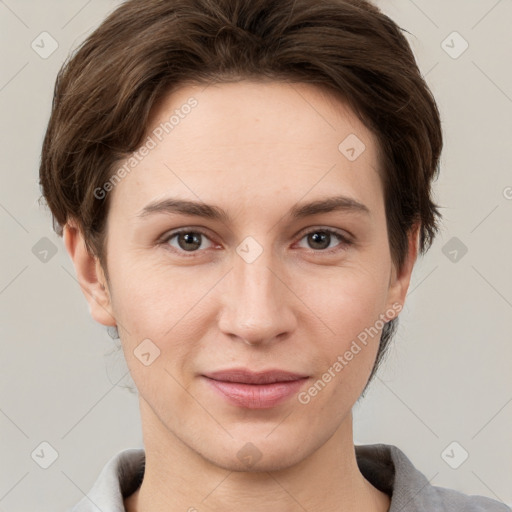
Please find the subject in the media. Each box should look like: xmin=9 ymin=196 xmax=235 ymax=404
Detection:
xmin=201 ymin=368 xmax=310 ymax=409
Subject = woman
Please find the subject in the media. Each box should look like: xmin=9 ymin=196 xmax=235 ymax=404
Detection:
xmin=38 ymin=0 xmax=510 ymax=510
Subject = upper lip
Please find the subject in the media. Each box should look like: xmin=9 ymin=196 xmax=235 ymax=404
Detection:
xmin=203 ymin=368 xmax=309 ymax=384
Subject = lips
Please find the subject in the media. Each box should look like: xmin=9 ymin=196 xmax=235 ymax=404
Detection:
xmin=202 ymin=368 xmax=309 ymax=409
xmin=203 ymin=368 xmax=309 ymax=384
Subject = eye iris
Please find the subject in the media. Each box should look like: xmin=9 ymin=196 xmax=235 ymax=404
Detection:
xmin=178 ymin=232 xmax=202 ymax=251
xmin=308 ymin=231 xmax=330 ymax=250
xmin=172 ymin=231 xmax=337 ymax=252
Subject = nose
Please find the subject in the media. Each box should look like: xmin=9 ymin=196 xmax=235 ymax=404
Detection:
xmin=217 ymin=245 xmax=297 ymax=347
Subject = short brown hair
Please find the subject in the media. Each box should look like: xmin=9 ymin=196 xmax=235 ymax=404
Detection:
xmin=39 ymin=0 xmax=443 ymax=391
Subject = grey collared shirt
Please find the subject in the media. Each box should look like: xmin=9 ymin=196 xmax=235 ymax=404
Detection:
xmin=68 ymin=444 xmax=511 ymax=512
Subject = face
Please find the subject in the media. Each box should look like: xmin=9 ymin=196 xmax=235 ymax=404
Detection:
xmin=73 ymin=80 xmax=416 ymax=471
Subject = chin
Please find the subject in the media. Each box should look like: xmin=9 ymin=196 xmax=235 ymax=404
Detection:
xmin=192 ymin=427 xmax=318 ymax=474
xmin=206 ymin=445 xmax=305 ymax=473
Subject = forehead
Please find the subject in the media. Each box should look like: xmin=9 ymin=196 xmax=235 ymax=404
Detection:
xmin=108 ymin=80 xmax=383 ymax=219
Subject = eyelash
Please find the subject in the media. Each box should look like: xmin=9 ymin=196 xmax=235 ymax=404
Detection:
xmin=159 ymin=227 xmax=353 ymax=258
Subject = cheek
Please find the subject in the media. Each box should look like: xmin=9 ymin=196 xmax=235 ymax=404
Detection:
xmin=297 ymin=260 xmax=390 ymax=334
xmin=109 ymin=235 xmax=391 ymax=355
xmin=108 ymin=259 xmax=215 ymax=377
xmin=108 ymin=253 xmax=195 ymax=327
xmin=295 ymin=262 xmax=391 ymax=395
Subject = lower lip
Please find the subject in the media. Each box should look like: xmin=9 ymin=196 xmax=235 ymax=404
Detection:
xmin=203 ymin=377 xmax=308 ymax=409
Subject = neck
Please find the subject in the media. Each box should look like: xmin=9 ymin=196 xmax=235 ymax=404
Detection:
xmin=125 ymin=399 xmax=390 ymax=512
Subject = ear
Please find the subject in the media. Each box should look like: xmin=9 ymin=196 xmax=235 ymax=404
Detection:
xmin=63 ymin=219 xmax=116 ymax=327
xmin=384 ymin=222 xmax=420 ymax=318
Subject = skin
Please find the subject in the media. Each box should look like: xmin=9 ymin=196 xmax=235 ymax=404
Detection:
xmin=64 ymin=80 xmax=419 ymax=512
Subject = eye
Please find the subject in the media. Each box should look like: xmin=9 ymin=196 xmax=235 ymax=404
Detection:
xmin=159 ymin=226 xmax=352 ymax=257
xmin=296 ymin=228 xmax=352 ymax=253
xmin=161 ymin=229 xmax=215 ymax=255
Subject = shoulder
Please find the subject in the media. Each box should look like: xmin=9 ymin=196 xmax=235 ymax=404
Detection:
xmin=355 ymin=443 xmax=511 ymax=512
xmin=67 ymin=448 xmax=145 ymax=512
xmin=425 ymin=484 xmax=511 ymax=511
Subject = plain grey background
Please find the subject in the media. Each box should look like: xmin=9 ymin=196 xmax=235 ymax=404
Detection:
xmin=0 ymin=1 xmax=511 ymax=511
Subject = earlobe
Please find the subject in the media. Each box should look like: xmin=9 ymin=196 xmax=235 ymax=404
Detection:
xmin=63 ymin=219 xmax=116 ymax=327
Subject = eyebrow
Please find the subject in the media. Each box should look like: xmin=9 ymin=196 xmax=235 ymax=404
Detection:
xmin=137 ymin=195 xmax=370 ymax=222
